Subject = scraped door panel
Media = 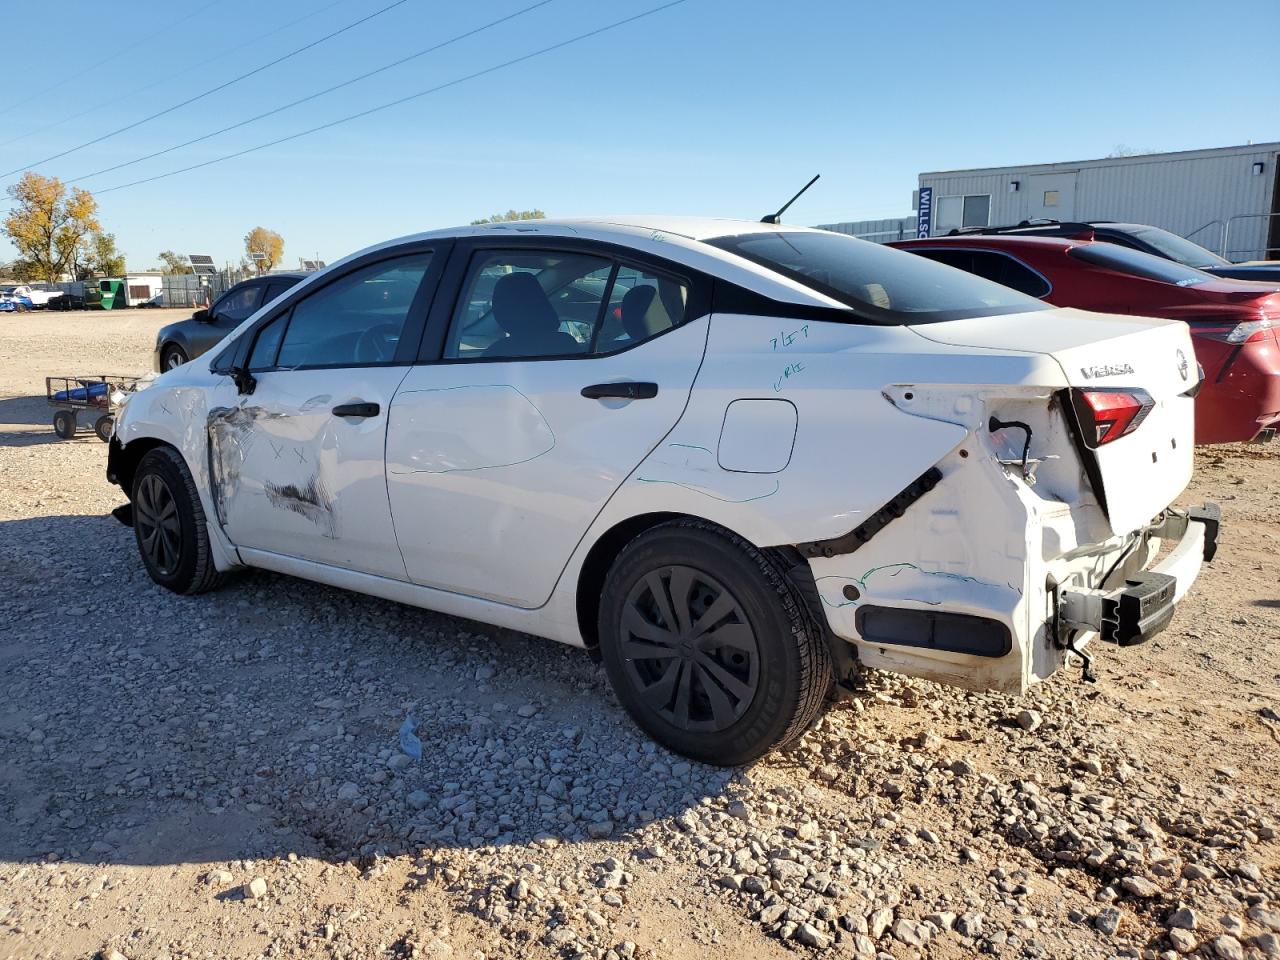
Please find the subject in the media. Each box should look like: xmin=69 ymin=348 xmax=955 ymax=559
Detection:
xmin=211 ymin=367 xmax=411 ymax=578
xmin=386 ymin=318 xmax=709 ymax=608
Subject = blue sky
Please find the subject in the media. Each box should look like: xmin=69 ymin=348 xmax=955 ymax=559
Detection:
xmin=1 ymin=0 xmax=1276 ymax=269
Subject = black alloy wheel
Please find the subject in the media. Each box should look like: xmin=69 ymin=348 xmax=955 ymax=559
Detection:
xmin=134 ymin=472 xmax=182 ymax=576
xmin=619 ymin=565 xmax=761 ymax=733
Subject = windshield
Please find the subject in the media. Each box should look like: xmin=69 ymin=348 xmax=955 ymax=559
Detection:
xmin=1069 ymin=242 xmax=1215 ymax=286
xmin=707 ymin=231 xmax=1049 ymax=324
xmin=0 ymin=286 xmax=17 ymax=294
xmin=1128 ymin=226 xmax=1228 ymax=269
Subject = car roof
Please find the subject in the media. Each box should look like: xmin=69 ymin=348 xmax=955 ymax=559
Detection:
xmin=896 ymin=235 xmax=1081 ymax=251
xmin=314 ymin=216 xmax=855 ymax=311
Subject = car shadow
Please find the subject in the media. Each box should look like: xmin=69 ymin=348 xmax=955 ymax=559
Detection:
xmin=0 ymin=512 xmax=741 ymax=870
xmin=0 ymin=395 xmax=106 ymax=447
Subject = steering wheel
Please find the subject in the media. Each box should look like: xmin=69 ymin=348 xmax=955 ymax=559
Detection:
xmin=356 ymin=323 xmax=400 ymax=363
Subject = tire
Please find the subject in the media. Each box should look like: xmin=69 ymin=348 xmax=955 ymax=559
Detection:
xmin=161 ymin=343 xmax=189 ymax=371
xmin=131 ymin=446 xmax=226 ymax=595
xmin=94 ymin=415 xmax=114 ymax=443
xmin=52 ymin=410 xmax=77 ymax=439
xmin=598 ymin=520 xmax=831 ymax=766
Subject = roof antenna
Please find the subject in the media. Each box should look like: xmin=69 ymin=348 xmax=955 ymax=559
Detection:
xmin=761 ymin=174 xmax=820 ymax=224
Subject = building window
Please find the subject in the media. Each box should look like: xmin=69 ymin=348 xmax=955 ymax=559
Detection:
xmin=936 ymin=194 xmax=991 ymax=233
xmin=1043 ymin=190 xmax=1060 ymax=207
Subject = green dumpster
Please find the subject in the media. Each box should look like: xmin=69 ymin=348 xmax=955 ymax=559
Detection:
xmin=98 ymin=279 xmax=122 ymax=310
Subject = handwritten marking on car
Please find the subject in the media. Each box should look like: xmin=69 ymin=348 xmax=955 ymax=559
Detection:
xmin=635 ymin=476 xmax=780 ymax=503
xmin=773 ymin=361 xmax=806 ymax=392
xmin=770 ymin=323 xmax=809 ymax=351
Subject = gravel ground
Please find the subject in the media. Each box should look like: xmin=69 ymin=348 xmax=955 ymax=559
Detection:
xmin=1 ymin=310 xmax=1277 ymax=960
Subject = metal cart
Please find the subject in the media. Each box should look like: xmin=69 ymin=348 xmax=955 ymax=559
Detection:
xmin=45 ymin=374 xmax=144 ymax=442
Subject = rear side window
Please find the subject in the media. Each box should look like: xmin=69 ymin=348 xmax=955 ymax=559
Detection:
xmin=708 ymin=231 xmax=1048 ymax=324
xmin=909 ymin=248 xmax=1050 ymax=299
xmin=594 ymin=266 xmax=689 ymax=355
xmin=1068 ymin=243 xmax=1212 ymax=286
xmin=443 ymin=251 xmax=691 ymax=361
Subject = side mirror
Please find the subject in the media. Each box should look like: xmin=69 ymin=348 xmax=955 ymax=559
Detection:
xmin=230 ymin=365 xmax=257 ymax=396
xmin=192 ymin=308 xmax=211 ymax=321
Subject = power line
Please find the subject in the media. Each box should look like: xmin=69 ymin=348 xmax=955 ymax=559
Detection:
xmin=93 ymin=0 xmax=691 ymax=196
xmin=0 ymin=1 xmax=222 ymax=118
xmin=1 ymin=0 xmax=412 ymax=180
xmin=6 ymin=0 xmax=352 ymax=149
xmin=72 ymin=0 xmax=556 ymax=183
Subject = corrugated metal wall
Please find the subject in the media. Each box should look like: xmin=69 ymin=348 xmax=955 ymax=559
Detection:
xmin=919 ymin=143 xmax=1278 ymax=260
xmin=816 ymin=216 xmax=916 ymax=242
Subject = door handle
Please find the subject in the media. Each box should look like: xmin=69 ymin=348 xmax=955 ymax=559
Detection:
xmin=332 ymin=401 xmax=380 ymax=418
xmin=580 ymin=381 xmax=658 ymax=400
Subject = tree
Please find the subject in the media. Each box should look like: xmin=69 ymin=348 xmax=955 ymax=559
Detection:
xmin=157 ymin=250 xmax=190 ymax=274
xmin=2 ymin=172 xmax=101 ymax=283
xmin=81 ymin=232 xmax=125 ymax=279
xmin=470 ymin=209 xmax=546 ymax=225
xmin=244 ymin=226 xmax=284 ymax=275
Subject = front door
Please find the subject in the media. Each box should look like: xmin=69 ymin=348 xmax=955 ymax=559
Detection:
xmin=211 ymin=248 xmax=440 ymax=578
xmin=1027 ymin=172 xmax=1077 ymax=221
xmin=386 ymin=244 xmax=710 ymax=608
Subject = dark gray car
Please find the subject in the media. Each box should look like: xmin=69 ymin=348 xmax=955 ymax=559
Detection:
xmin=154 ymin=273 xmax=305 ymax=371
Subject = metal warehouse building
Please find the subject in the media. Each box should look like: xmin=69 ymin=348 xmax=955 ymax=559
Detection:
xmin=821 ymin=141 xmax=1280 ymax=261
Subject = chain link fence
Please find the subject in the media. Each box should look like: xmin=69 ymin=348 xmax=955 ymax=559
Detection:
xmin=159 ymin=269 xmax=253 ymax=308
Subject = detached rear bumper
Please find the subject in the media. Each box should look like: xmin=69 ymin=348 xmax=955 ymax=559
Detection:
xmin=1058 ymin=503 xmax=1220 ymax=647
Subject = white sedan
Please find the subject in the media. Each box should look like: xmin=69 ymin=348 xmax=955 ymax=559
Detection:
xmin=108 ymin=217 xmax=1219 ymax=764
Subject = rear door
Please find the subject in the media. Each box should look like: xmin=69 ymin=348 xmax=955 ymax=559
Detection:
xmin=386 ymin=239 xmax=711 ymax=608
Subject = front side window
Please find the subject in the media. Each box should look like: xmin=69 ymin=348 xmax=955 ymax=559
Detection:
xmin=274 ymin=253 xmax=432 ymax=368
xmin=214 ymin=283 xmax=262 ymax=322
xmin=709 ymin=231 xmax=1049 ymax=324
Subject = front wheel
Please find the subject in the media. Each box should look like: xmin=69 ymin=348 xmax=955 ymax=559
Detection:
xmin=598 ymin=520 xmax=831 ymax=766
xmin=161 ymin=343 xmax=189 ymax=371
xmin=131 ymin=446 xmax=226 ymax=595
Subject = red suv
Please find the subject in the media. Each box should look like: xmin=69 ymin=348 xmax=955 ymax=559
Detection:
xmin=891 ymin=235 xmax=1280 ymax=444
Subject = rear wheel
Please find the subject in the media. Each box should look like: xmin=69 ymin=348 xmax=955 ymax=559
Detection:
xmin=161 ymin=343 xmax=189 ymax=371
xmin=52 ymin=410 xmax=77 ymax=439
xmin=94 ymin=414 xmax=114 ymax=443
xmin=598 ymin=520 xmax=831 ymax=765
xmin=132 ymin=446 xmax=225 ymax=594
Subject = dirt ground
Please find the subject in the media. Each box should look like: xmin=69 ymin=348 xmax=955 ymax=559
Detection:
xmin=1 ymin=310 xmax=1276 ymax=960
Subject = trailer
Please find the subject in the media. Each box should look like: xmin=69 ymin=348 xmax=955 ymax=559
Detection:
xmin=45 ymin=374 xmax=146 ymax=441
xmin=98 ymin=275 xmax=164 ymax=309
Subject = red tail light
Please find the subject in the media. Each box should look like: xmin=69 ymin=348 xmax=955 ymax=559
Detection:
xmin=1071 ymin=388 xmax=1155 ymax=447
xmin=1191 ymin=318 xmax=1273 ymax=344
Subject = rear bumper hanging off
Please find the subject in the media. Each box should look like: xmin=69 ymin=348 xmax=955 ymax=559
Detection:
xmin=1057 ymin=503 xmax=1220 ymax=647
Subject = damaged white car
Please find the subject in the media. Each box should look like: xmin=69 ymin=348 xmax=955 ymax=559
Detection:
xmin=108 ymin=217 xmax=1219 ymax=764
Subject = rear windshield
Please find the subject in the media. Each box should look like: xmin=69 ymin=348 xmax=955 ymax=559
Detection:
xmin=707 ymin=230 xmax=1048 ymax=324
xmin=1068 ymin=242 xmax=1214 ymax=286
xmin=1126 ymin=226 xmax=1227 ymax=269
